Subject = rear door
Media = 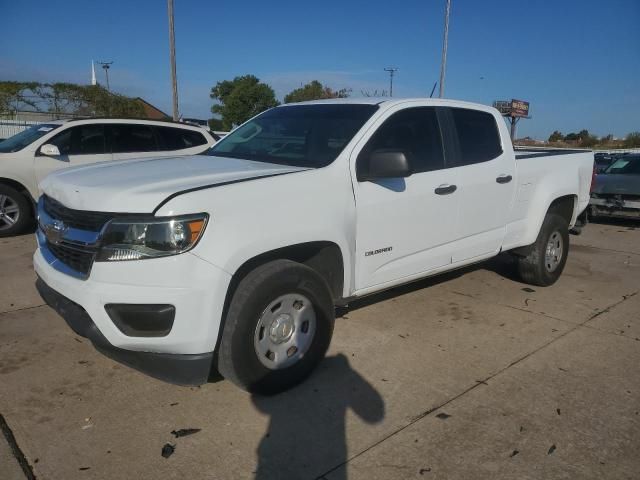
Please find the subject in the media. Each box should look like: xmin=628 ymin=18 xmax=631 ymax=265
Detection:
xmin=108 ymin=123 xmax=160 ymax=160
xmin=441 ymin=107 xmax=516 ymax=262
xmin=35 ymin=124 xmax=112 ymax=187
xmin=352 ymin=105 xmax=460 ymax=291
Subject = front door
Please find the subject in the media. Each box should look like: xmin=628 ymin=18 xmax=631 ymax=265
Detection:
xmin=352 ymin=105 xmax=460 ymax=291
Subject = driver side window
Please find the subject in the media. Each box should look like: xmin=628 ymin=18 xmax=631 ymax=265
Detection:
xmin=48 ymin=128 xmax=73 ymax=155
xmin=47 ymin=125 xmax=107 ymax=155
xmin=357 ymin=107 xmax=445 ymax=179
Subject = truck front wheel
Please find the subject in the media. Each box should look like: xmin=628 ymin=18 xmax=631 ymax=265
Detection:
xmin=217 ymin=260 xmax=335 ymax=394
xmin=516 ymin=213 xmax=570 ymax=287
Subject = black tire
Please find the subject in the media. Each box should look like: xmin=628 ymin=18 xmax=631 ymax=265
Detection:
xmin=217 ymin=259 xmax=335 ymax=395
xmin=0 ymin=184 xmax=32 ymax=237
xmin=516 ymin=213 xmax=569 ymax=287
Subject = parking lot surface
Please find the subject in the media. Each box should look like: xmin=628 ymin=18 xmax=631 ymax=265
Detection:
xmin=1 ymin=220 xmax=639 ymax=480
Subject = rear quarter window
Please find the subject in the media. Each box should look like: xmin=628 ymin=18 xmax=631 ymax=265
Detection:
xmin=155 ymin=126 xmax=207 ymax=151
xmin=449 ymin=108 xmax=502 ymax=166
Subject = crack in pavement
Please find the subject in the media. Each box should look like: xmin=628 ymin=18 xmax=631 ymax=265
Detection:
xmin=0 ymin=304 xmax=46 ymax=318
xmin=0 ymin=414 xmax=36 ymax=480
xmin=574 ymin=243 xmax=640 ymax=257
xmin=316 ymin=290 xmax=639 ymax=479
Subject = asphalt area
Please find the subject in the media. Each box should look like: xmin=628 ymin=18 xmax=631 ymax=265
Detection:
xmin=1 ymin=219 xmax=639 ymax=480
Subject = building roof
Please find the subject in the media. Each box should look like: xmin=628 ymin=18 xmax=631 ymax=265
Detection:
xmin=135 ymin=97 xmax=170 ymax=120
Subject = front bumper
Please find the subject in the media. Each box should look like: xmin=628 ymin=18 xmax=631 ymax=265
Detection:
xmin=36 ymin=278 xmax=213 ymax=385
xmin=34 ymin=243 xmax=233 ymax=384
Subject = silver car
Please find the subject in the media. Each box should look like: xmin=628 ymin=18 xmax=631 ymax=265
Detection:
xmin=590 ymin=154 xmax=640 ymax=219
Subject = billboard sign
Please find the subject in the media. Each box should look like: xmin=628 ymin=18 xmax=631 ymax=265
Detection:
xmin=510 ymin=99 xmax=529 ymax=117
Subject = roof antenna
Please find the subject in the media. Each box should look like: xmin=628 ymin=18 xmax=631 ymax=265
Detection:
xmin=429 ymin=81 xmax=438 ymax=98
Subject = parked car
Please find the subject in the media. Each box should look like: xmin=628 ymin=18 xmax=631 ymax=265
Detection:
xmin=34 ymin=99 xmax=593 ymax=393
xmin=594 ymin=152 xmax=614 ymax=173
xmin=0 ymin=118 xmax=216 ymax=236
xmin=590 ymin=153 xmax=640 ymax=219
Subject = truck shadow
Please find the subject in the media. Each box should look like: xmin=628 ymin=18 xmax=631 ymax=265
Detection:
xmin=250 ymin=353 xmax=384 ymax=480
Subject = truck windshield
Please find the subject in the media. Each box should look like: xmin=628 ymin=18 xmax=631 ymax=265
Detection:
xmin=207 ymin=104 xmax=378 ymax=167
xmin=0 ymin=124 xmax=61 ymax=153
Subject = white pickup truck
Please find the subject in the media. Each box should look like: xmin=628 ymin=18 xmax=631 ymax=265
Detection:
xmin=34 ymin=99 xmax=594 ymax=394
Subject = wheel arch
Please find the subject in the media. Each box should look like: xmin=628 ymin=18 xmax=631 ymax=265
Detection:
xmin=0 ymin=177 xmax=34 ymax=201
xmin=547 ymin=194 xmax=577 ymax=225
xmin=511 ymin=194 xmax=576 ymax=257
xmin=226 ymin=241 xmax=344 ymax=303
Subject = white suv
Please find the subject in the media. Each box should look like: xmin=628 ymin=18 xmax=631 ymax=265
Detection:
xmin=0 ymin=118 xmax=216 ymax=236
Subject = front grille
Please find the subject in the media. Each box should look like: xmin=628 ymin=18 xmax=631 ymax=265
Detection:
xmin=43 ymin=195 xmax=114 ymax=231
xmin=47 ymin=242 xmax=96 ymax=276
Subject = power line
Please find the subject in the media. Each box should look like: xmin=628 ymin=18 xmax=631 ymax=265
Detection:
xmin=384 ymin=67 xmax=398 ymax=97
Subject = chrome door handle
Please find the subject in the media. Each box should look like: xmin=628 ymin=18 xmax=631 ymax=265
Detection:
xmin=434 ymin=184 xmax=457 ymax=195
xmin=496 ymin=174 xmax=513 ymax=184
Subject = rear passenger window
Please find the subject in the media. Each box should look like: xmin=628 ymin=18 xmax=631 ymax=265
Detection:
xmin=449 ymin=108 xmax=502 ymax=165
xmin=359 ymin=107 xmax=445 ymax=175
xmin=155 ymin=126 xmax=207 ymax=151
xmin=109 ymin=124 xmax=157 ymax=153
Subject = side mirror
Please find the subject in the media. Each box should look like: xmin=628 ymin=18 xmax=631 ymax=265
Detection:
xmin=40 ymin=144 xmax=61 ymax=157
xmin=364 ymin=149 xmax=412 ymax=180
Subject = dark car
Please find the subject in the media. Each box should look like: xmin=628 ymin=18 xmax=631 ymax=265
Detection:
xmin=594 ymin=152 xmax=615 ymax=173
xmin=590 ymin=154 xmax=640 ymax=219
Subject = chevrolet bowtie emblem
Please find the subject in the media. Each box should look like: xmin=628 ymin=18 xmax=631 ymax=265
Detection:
xmin=43 ymin=219 xmax=68 ymax=245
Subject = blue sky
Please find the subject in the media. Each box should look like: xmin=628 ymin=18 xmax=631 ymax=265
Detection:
xmin=1 ymin=0 xmax=638 ymax=139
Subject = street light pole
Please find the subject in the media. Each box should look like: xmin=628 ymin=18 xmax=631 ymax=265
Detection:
xmin=384 ymin=67 xmax=398 ymax=97
xmin=438 ymin=0 xmax=451 ymax=98
xmin=98 ymin=61 xmax=113 ymax=91
xmin=168 ymin=0 xmax=179 ymax=121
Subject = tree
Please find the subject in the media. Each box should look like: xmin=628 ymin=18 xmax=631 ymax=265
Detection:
xmin=624 ymin=132 xmax=640 ymax=148
xmin=0 ymin=81 xmax=143 ymax=118
xmin=283 ymin=80 xmax=350 ymax=104
xmin=564 ymin=132 xmax=580 ymax=141
xmin=548 ymin=130 xmax=564 ymax=142
xmin=210 ymin=75 xmax=279 ymax=130
xmin=208 ymin=117 xmax=224 ymax=131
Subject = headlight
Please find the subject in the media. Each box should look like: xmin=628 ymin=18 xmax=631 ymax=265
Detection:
xmin=96 ymin=214 xmax=208 ymax=262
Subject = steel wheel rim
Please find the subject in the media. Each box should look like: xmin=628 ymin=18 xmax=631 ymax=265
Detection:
xmin=544 ymin=230 xmax=563 ymax=272
xmin=0 ymin=194 xmax=20 ymax=231
xmin=254 ymin=293 xmax=317 ymax=370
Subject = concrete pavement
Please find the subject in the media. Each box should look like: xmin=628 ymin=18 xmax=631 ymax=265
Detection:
xmin=0 ymin=220 xmax=638 ymax=479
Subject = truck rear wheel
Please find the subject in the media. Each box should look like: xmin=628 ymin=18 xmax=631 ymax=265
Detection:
xmin=516 ymin=213 xmax=569 ymax=286
xmin=0 ymin=185 xmax=31 ymax=237
xmin=217 ymin=259 xmax=335 ymax=394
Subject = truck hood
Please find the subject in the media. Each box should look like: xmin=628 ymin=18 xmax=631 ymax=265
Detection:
xmin=593 ymin=173 xmax=640 ymax=196
xmin=40 ymin=154 xmax=309 ymax=213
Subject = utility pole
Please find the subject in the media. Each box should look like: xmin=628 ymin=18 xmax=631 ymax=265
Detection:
xmin=98 ymin=61 xmax=113 ymax=91
xmin=439 ymin=0 xmax=451 ymax=98
xmin=384 ymin=67 xmax=398 ymax=97
xmin=168 ymin=0 xmax=179 ymax=121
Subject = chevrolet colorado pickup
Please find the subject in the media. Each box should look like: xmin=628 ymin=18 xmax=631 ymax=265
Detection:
xmin=34 ymin=99 xmax=594 ymax=394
